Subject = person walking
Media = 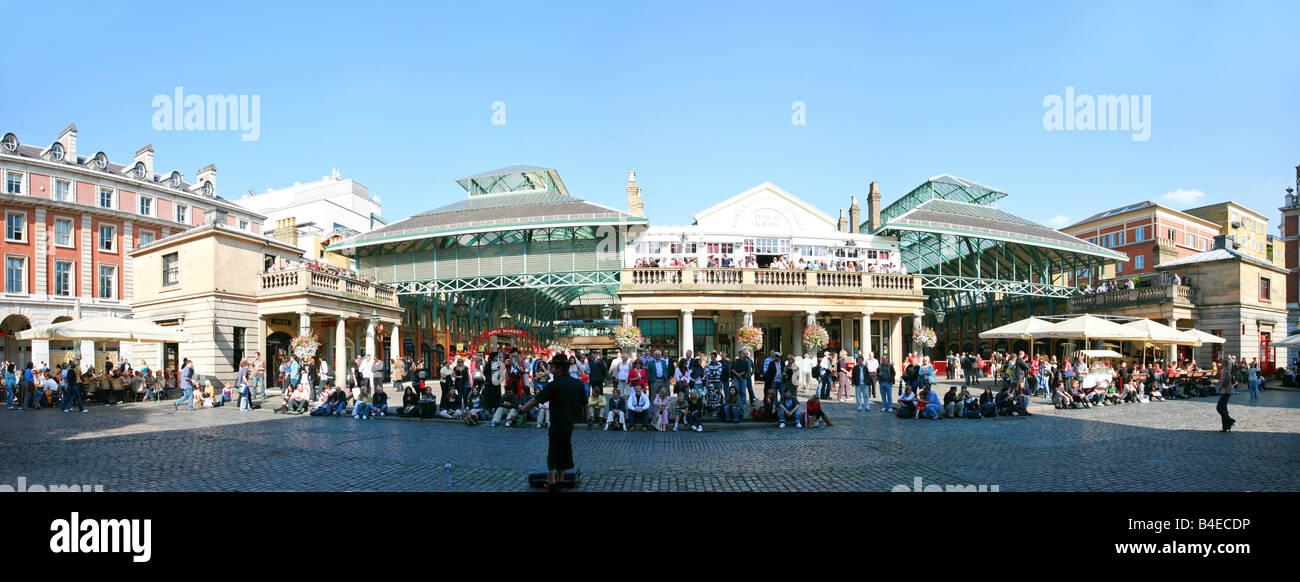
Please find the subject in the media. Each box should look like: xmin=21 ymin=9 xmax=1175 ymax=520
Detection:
xmin=173 ymin=358 xmax=196 ymax=410
xmin=252 ymin=352 xmax=266 ymax=399
xmin=1216 ymin=357 xmax=1237 ymax=432
xmin=510 ymin=353 xmax=587 ymax=490
xmin=61 ymin=359 xmax=88 ymax=413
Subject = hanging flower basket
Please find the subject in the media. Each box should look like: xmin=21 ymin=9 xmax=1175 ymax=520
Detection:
xmin=736 ymin=325 xmax=764 ymax=352
xmin=912 ymin=327 xmax=937 ymax=349
xmin=614 ymin=326 xmax=643 ymax=351
xmin=291 ymin=332 xmax=320 ymax=360
xmin=803 ymin=324 xmax=829 ymax=354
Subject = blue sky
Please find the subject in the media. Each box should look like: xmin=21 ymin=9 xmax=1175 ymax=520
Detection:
xmin=5 ymin=0 xmax=1298 ymax=231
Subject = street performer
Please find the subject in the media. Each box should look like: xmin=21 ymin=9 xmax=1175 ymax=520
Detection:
xmin=510 ymin=352 xmax=587 ymax=490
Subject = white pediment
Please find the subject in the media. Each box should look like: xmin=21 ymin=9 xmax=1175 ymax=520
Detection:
xmin=692 ymin=182 xmax=839 ymax=235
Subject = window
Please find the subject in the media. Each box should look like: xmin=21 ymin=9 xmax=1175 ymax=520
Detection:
xmin=1187 ymin=233 xmax=1194 ymax=246
xmin=162 ymin=252 xmax=179 ymax=286
xmin=1117 ymin=231 xmax=1125 ymax=245
xmin=139 ymin=231 xmax=155 ymax=246
xmin=98 ymin=187 xmax=114 ymax=209
xmin=1167 ymin=228 xmax=1175 ymax=240
xmin=1117 ymin=261 xmax=1123 ymax=274
xmin=99 ymin=224 xmax=116 ymax=252
xmin=5 ymin=171 xmax=22 ymax=194
xmin=1134 ymin=227 xmax=1145 ymax=242
xmin=1202 ymin=237 xmax=1209 ymax=250
xmin=54 ymin=180 xmax=71 ymax=202
xmin=175 ymin=203 xmax=189 ymax=225
xmin=743 ymin=238 xmax=791 ymax=254
xmin=138 ymin=196 xmax=153 ymax=217
xmin=98 ymin=264 xmax=116 ymax=299
xmin=5 ymin=212 xmax=25 ymax=242
xmin=238 ymin=219 xmax=249 ymax=230
xmin=1135 ymin=255 xmax=1145 ymax=270
xmin=5 ymin=256 xmax=25 ymax=293
xmin=54 ymin=218 xmax=73 ymax=247
xmin=53 ymin=260 xmax=73 ymax=296
xmin=1260 ymin=277 xmax=1271 ymax=301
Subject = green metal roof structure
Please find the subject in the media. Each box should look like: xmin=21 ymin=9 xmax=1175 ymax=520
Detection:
xmin=869 ymin=175 xmax=1128 ymax=337
xmin=331 ymin=165 xmax=647 ymax=348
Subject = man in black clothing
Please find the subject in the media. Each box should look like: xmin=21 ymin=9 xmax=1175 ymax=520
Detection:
xmin=512 ymin=353 xmax=588 ymax=489
xmin=588 ymin=355 xmax=607 ymax=395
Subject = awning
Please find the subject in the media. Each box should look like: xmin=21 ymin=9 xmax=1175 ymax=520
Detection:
xmin=1026 ymin=315 xmax=1149 ymax=341
xmin=1123 ymin=319 xmax=1200 ymax=345
xmin=16 ymin=317 xmax=188 ymax=343
xmin=978 ymin=316 xmax=1050 ymax=339
xmin=1073 ymin=349 xmax=1124 ymax=359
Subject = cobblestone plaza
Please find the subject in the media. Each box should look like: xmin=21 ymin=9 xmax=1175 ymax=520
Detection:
xmin=3 ymin=384 xmax=1295 ymax=492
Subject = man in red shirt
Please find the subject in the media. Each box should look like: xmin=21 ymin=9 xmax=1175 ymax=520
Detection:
xmin=805 ymin=394 xmax=832 ymax=428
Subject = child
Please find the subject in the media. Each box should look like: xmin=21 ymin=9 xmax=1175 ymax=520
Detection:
xmin=536 ymin=392 xmax=550 ymax=428
xmin=586 ymin=390 xmax=606 ymax=428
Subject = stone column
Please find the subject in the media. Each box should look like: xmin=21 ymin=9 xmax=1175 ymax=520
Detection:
xmin=840 ymin=314 xmax=853 ymax=356
xmin=390 ymin=321 xmax=401 ymax=362
xmin=334 ymin=315 xmax=347 ymax=387
xmin=861 ymin=311 xmax=874 ymax=357
xmin=680 ymin=309 xmax=694 ymax=358
xmin=257 ymin=315 xmax=268 ymax=376
xmin=792 ymin=314 xmax=805 ymax=357
xmin=890 ymin=316 xmax=904 ymax=371
xmin=298 ymin=312 xmax=313 ymax=339
xmin=365 ymin=319 xmax=377 ymax=358
xmin=1166 ymin=318 xmax=1178 ymax=365
xmin=622 ymin=310 xmax=634 ymax=327
xmin=742 ymin=310 xmax=754 ymax=327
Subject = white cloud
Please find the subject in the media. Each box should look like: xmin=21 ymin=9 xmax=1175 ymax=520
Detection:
xmin=1044 ymin=214 xmax=1071 ymax=228
xmin=1161 ymin=188 xmax=1206 ymax=205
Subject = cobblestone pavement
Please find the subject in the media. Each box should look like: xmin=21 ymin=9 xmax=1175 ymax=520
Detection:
xmin=1 ymin=385 xmax=1296 ymax=492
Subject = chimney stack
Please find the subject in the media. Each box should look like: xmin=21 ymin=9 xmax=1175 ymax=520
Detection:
xmin=868 ymin=181 xmax=882 ymax=232
xmin=57 ymin=123 xmax=77 ymax=161
xmin=134 ymin=144 xmax=154 ymax=178
xmin=849 ymin=195 xmax=861 ymax=234
xmin=626 ymin=171 xmax=644 ymax=217
xmin=838 ymin=209 xmax=848 ymax=233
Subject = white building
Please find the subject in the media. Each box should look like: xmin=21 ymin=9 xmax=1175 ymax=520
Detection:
xmin=234 ymin=170 xmax=385 ymax=255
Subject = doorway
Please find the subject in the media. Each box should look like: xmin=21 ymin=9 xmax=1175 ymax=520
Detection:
xmin=266 ymin=332 xmax=292 ymax=386
xmin=163 ymin=343 xmax=179 ymax=385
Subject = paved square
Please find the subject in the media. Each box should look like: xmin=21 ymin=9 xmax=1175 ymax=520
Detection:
xmin=1 ymin=384 xmax=1296 ymax=492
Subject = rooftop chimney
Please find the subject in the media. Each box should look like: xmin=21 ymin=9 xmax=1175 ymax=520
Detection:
xmin=1213 ymin=234 xmax=1239 ymax=251
xmin=838 ymin=209 xmax=848 ymax=233
xmin=57 ymin=123 xmax=77 ymax=161
xmin=849 ymin=195 xmax=861 ymax=234
xmin=868 ymin=181 xmax=882 ymax=232
xmin=626 ymin=171 xmax=644 ymax=217
xmin=134 ymin=144 xmax=154 ymax=177
xmin=273 ymin=217 xmax=299 ymax=247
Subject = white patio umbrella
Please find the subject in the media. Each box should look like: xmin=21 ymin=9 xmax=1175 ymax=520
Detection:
xmin=16 ymin=316 xmax=188 ymax=343
xmin=1026 ymin=314 xmax=1149 ymax=342
xmin=1270 ymin=333 xmax=1300 ymax=347
xmin=1183 ymin=328 xmax=1227 ymax=346
xmin=1122 ymin=319 xmax=1199 ymax=365
xmin=977 ymin=316 xmax=1051 ymax=339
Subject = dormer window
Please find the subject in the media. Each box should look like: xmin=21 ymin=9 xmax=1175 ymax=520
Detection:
xmin=0 ymin=133 xmax=17 ymax=154
xmin=133 ymin=162 xmax=147 ymax=180
xmin=168 ymin=172 xmax=183 ymax=189
xmin=201 ymin=181 xmax=214 ymax=197
xmin=90 ymin=152 xmax=108 ymax=171
xmin=49 ymin=142 xmax=65 ymax=162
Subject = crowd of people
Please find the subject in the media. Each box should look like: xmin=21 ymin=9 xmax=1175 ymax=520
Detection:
xmin=264 ymin=257 xmax=381 ymax=285
xmin=632 ymin=253 xmax=906 ymax=273
xmin=1078 ymin=272 xmax=1184 ymax=294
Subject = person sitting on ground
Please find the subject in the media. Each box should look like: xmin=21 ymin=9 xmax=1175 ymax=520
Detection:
xmin=627 ymin=385 xmax=652 ymax=431
xmin=672 ymin=387 xmax=691 ymax=430
xmin=754 ymin=391 xmax=777 ymax=421
xmin=916 ymin=386 xmax=942 ymax=420
xmin=604 ymin=388 xmax=628 ymax=431
xmin=805 ymin=393 xmax=832 ymax=427
xmin=352 ymin=387 xmax=374 ymax=419
xmin=723 ymin=386 xmax=743 ymax=423
xmin=1067 ymin=379 xmax=1090 ymax=408
xmin=653 ymin=387 xmax=672 ymax=432
xmin=491 ymin=388 xmax=519 ymax=427
xmin=896 ymin=386 xmax=918 ymax=418
xmin=464 ymin=387 xmax=485 ymax=426
xmin=437 ymin=388 xmax=462 ymax=419
xmin=1052 ymin=378 xmax=1073 ymax=409
xmin=327 ymin=383 xmax=350 ymax=416
xmin=943 ymin=386 xmax=962 ymax=417
xmin=288 ymin=384 xmax=310 ymax=413
xmin=372 ymin=386 xmax=389 ymax=416
xmin=777 ymin=389 xmax=801 ymax=428
xmin=401 ymin=383 xmax=422 ymax=417
xmin=685 ymin=390 xmax=704 ymax=432
xmin=587 ymin=389 xmax=606 ymax=428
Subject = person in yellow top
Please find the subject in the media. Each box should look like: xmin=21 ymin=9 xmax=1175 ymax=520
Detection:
xmin=586 ymin=391 xmax=606 ymax=428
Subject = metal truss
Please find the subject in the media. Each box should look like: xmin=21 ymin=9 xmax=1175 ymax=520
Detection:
xmin=919 ymin=274 xmax=1078 ymax=298
xmin=390 ymin=270 xmax=620 ymax=294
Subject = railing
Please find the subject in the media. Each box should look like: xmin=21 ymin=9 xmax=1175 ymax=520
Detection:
xmin=621 ymin=268 xmax=923 ymax=296
xmin=259 ymin=268 xmax=399 ymax=306
xmin=1067 ymin=284 xmax=1197 ymax=310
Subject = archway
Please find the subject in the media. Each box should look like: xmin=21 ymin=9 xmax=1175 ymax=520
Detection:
xmin=1 ymin=314 xmax=32 ymax=367
xmin=266 ymin=331 xmax=293 ymax=387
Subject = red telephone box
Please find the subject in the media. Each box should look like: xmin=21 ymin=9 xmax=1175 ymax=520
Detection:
xmin=1261 ymin=332 xmax=1275 ymax=374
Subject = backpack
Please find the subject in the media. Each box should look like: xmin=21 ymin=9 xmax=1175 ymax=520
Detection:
xmin=811 ymin=365 xmax=822 ymax=379
xmin=980 ymin=402 xmax=997 ymax=418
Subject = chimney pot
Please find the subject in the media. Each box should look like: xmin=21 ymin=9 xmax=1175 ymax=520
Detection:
xmin=626 ymin=170 xmax=644 ymax=217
